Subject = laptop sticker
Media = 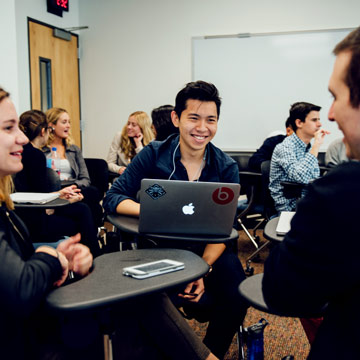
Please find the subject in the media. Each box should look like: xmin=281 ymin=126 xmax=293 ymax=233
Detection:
xmin=212 ymin=187 xmax=235 ymax=205
xmin=145 ymin=184 xmax=166 ymax=200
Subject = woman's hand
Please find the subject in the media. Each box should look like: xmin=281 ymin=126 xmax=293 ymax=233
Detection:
xmin=133 ymin=132 xmax=143 ymax=148
xmin=59 ymin=185 xmax=83 ymax=203
xmin=57 ymin=234 xmax=93 ymax=276
xmin=118 ymin=166 xmax=126 ymax=175
xmin=35 ymin=245 xmax=69 ymax=287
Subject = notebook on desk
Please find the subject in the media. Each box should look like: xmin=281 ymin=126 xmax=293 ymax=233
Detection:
xmin=10 ymin=192 xmax=60 ymax=204
xmin=275 ymin=211 xmax=295 ymax=235
xmin=138 ymin=179 xmax=240 ymax=236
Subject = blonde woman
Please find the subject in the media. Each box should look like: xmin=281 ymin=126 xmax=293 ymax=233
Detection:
xmin=107 ymin=111 xmax=154 ymax=175
xmin=44 ymin=107 xmax=90 ymax=187
xmin=44 ymin=107 xmax=103 ymax=226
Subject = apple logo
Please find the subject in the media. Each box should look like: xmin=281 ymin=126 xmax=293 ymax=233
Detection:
xmin=182 ymin=203 xmax=195 ymax=215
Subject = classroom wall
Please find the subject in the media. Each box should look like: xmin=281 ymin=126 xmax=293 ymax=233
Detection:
xmin=0 ymin=1 xmax=19 ymax=110
xmin=2 ymin=1 xmax=359 ymax=158
xmin=78 ymin=0 xmax=360 ymax=158
xmin=0 ymin=0 xmax=80 ymax=115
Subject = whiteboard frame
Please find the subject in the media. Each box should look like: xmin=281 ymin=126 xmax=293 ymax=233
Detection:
xmin=192 ymin=28 xmax=355 ymax=152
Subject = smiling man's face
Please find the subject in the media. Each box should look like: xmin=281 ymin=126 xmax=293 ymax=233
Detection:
xmin=171 ymin=99 xmax=218 ymax=155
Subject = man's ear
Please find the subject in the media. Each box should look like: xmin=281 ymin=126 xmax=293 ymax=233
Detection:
xmin=295 ymin=118 xmax=303 ymax=129
xmin=171 ymin=110 xmax=180 ymax=128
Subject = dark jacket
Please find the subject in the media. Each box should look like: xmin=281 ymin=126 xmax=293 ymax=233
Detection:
xmin=262 ymin=161 xmax=360 ymax=359
xmin=0 ymin=204 xmax=62 ymax=359
xmin=248 ymin=134 xmax=286 ymax=173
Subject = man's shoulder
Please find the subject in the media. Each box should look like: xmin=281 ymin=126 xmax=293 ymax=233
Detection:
xmin=320 ymin=161 xmax=360 ymax=180
xmin=208 ymin=142 xmax=237 ymax=165
xmin=311 ymin=161 xmax=360 ymax=195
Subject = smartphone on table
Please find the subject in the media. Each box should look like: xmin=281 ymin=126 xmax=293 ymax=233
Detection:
xmin=122 ymin=259 xmax=185 ymax=279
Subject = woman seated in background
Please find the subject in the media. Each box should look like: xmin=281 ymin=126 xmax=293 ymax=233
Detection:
xmin=0 ymin=87 xmax=218 ymax=360
xmin=14 ymin=110 xmax=100 ymax=256
xmin=44 ymin=107 xmax=103 ymax=227
xmin=151 ymin=104 xmax=179 ymax=141
xmin=107 ymin=111 xmax=154 ymax=175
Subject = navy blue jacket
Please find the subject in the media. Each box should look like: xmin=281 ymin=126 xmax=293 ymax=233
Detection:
xmin=248 ymin=134 xmax=286 ymax=173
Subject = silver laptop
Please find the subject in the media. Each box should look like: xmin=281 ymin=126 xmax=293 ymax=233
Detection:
xmin=138 ymin=179 xmax=240 ymax=236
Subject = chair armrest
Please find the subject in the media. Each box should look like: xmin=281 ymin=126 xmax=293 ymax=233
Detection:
xmin=280 ymin=181 xmax=306 ymax=199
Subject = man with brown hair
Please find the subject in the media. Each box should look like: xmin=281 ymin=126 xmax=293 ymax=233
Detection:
xmin=263 ymin=27 xmax=360 ymax=359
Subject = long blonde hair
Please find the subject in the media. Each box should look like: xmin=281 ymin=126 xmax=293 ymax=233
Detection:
xmin=0 ymin=88 xmax=14 ymax=209
xmin=45 ymin=107 xmax=74 ymax=147
xmin=120 ymin=111 xmax=154 ymax=160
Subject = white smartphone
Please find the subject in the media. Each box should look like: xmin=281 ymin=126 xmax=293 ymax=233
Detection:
xmin=122 ymin=259 xmax=185 ymax=279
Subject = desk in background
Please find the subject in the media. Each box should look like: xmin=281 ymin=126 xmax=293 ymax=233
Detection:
xmin=13 ymin=197 xmax=70 ymax=209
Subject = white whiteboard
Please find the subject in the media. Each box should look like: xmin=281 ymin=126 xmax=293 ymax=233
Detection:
xmin=192 ymin=29 xmax=354 ymax=151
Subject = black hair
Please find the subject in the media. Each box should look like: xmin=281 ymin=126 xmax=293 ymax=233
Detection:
xmin=151 ymin=105 xmax=179 ymax=141
xmin=287 ymin=102 xmax=321 ymax=132
xmin=174 ymin=81 xmax=221 ymax=119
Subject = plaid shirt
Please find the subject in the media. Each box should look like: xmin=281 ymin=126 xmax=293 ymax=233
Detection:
xmin=269 ymin=133 xmax=320 ymax=212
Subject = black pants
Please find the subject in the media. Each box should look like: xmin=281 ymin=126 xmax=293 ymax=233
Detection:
xmin=80 ymin=185 xmax=104 ymax=227
xmin=165 ymin=245 xmax=248 ymax=359
xmin=16 ymin=202 xmax=100 ymax=256
xmin=34 ymin=293 xmax=210 ymax=360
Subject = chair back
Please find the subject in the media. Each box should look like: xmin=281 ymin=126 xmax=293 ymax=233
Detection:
xmin=260 ymin=160 xmax=276 ymax=218
xmin=84 ymin=158 xmax=109 ymax=196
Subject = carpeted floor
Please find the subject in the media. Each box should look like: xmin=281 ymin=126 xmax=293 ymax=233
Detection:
xmin=188 ymin=227 xmax=311 ymax=360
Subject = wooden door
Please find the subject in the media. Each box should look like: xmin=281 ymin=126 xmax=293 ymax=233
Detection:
xmin=28 ymin=19 xmax=81 ymax=147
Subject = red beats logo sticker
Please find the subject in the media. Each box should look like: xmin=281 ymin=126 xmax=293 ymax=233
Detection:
xmin=212 ymin=187 xmax=235 ymax=205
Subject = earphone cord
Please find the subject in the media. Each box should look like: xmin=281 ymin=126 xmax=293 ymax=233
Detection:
xmin=168 ymin=142 xmax=180 ymax=180
xmin=168 ymin=142 xmax=207 ymax=182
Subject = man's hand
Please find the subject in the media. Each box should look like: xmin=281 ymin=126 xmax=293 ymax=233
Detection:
xmin=311 ymin=129 xmax=331 ymax=157
xmin=313 ymin=129 xmax=330 ymax=146
xmin=178 ymin=278 xmax=205 ymax=302
xmin=57 ymin=234 xmax=93 ymax=276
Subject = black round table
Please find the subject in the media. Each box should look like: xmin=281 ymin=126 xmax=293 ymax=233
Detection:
xmin=263 ymin=216 xmax=285 ymax=243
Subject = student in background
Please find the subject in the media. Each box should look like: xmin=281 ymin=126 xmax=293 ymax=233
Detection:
xmin=248 ymin=118 xmax=293 ymax=173
xmin=325 ymin=137 xmax=349 ymax=167
xmin=151 ymin=104 xmax=179 ymax=141
xmin=15 ymin=110 xmax=100 ymax=256
xmin=263 ymin=26 xmax=360 ymax=359
xmin=44 ymin=107 xmax=103 ymax=227
xmin=107 ymin=111 xmax=154 ymax=175
xmin=104 ymin=81 xmax=248 ymax=359
xmin=269 ymin=102 xmax=329 ymax=212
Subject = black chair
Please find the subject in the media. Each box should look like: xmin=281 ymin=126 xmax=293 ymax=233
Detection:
xmin=84 ymin=158 xmax=110 ymax=246
xmin=84 ymin=158 xmax=110 ymax=197
xmin=243 ymin=161 xmax=277 ymax=275
xmin=233 ymin=153 xmax=266 ymax=252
